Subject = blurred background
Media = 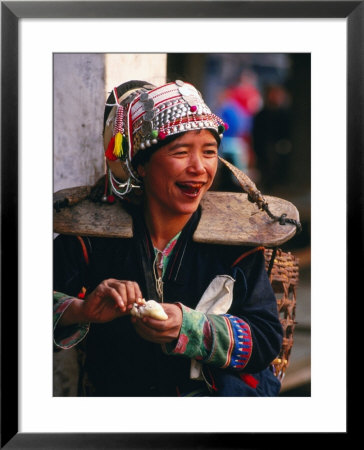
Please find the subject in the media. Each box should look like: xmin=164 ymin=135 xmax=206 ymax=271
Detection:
xmin=167 ymin=53 xmax=311 ymax=396
xmin=54 ymin=53 xmax=311 ymax=396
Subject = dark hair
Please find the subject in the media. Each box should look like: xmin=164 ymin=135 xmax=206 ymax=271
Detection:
xmin=131 ymin=129 xmax=221 ymax=170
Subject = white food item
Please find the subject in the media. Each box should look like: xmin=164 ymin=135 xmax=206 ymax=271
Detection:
xmin=130 ymin=299 xmax=168 ymax=321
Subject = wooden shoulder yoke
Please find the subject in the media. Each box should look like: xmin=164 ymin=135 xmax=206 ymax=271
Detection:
xmin=53 ymin=186 xmax=300 ymax=247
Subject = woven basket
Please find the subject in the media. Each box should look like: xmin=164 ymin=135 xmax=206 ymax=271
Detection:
xmin=264 ymin=248 xmax=299 ymax=382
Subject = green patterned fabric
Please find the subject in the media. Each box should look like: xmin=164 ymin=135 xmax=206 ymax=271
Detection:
xmin=53 ymin=291 xmax=89 ymax=349
xmin=162 ymin=303 xmax=252 ymax=370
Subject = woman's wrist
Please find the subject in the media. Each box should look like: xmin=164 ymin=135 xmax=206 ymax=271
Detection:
xmin=58 ymin=298 xmax=88 ymax=326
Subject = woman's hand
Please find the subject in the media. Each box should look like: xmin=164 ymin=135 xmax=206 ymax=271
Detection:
xmin=59 ymin=280 xmax=143 ymax=326
xmin=82 ymin=279 xmax=143 ymax=323
xmin=131 ymin=303 xmax=183 ymax=344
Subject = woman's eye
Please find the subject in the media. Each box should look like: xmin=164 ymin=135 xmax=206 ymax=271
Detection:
xmin=173 ymin=150 xmax=188 ymax=156
xmin=204 ymin=149 xmax=217 ymax=156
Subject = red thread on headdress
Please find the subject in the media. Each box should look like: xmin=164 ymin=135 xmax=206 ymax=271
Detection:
xmin=114 ymin=105 xmax=124 ymax=135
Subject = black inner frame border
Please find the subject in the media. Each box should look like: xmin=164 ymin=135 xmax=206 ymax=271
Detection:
xmin=1 ymin=1 xmax=360 ymax=448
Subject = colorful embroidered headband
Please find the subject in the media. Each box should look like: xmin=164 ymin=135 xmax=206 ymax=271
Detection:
xmin=103 ymin=80 xmax=228 ymax=200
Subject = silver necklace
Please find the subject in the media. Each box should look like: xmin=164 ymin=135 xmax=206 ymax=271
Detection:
xmin=153 ymin=251 xmax=164 ymax=302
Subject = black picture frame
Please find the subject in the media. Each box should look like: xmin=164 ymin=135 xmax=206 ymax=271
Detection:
xmin=1 ymin=1 xmax=359 ymax=448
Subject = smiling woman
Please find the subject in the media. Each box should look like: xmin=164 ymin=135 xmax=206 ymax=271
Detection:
xmin=53 ymin=79 xmax=285 ymax=397
xmin=139 ymin=130 xmax=219 ymax=242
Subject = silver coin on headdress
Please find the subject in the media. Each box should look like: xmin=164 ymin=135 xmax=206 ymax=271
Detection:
xmin=143 ymin=99 xmax=155 ymax=111
xmin=141 ymin=121 xmax=153 ymax=136
xmin=140 ymin=92 xmax=149 ymax=101
xmin=181 ymin=95 xmax=196 ymax=107
xmin=144 ymin=110 xmax=155 ymax=121
xmin=178 ymin=84 xmax=198 ymax=97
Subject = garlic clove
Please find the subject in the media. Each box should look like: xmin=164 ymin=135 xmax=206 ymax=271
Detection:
xmin=130 ymin=299 xmax=168 ymax=321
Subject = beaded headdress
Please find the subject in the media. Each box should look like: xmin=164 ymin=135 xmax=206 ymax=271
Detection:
xmin=103 ymin=80 xmax=227 ymax=200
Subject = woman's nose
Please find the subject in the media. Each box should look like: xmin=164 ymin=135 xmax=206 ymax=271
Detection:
xmin=187 ymin=153 xmax=206 ymax=174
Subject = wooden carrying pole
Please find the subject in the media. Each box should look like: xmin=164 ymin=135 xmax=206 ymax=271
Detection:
xmin=53 ymin=187 xmax=300 ymax=248
xmin=53 ymin=182 xmax=301 ymax=383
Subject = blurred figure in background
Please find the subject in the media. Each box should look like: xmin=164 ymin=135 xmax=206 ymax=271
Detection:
xmin=252 ymin=84 xmax=293 ymax=192
xmin=216 ymin=70 xmax=262 ymax=189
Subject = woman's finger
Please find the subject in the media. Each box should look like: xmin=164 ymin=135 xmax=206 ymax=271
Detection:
xmin=133 ymin=320 xmax=168 ymax=343
xmin=124 ymin=281 xmax=140 ymax=305
xmin=108 ymin=280 xmax=143 ymax=306
xmin=132 ymin=314 xmax=180 ymax=343
xmin=105 ymin=280 xmax=133 ymax=310
xmin=134 ymin=283 xmax=143 ymax=302
xmin=99 ymin=284 xmax=126 ymax=311
xmin=139 ymin=315 xmax=169 ymax=331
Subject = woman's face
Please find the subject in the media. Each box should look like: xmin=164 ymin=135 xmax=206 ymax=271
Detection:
xmin=138 ymin=129 xmax=218 ymax=218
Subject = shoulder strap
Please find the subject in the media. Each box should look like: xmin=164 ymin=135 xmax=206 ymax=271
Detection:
xmin=231 ymin=246 xmax=265 ymax=268
xmin=76 ymin=236 xmax=91 ymax=265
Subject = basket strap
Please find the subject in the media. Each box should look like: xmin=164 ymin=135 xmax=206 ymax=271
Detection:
xmin=267 ymin=247 xmax=278 ymax=278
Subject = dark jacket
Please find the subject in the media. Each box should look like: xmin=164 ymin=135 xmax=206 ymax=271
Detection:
xmin=54 ymin=207 xmax=283 ymax=396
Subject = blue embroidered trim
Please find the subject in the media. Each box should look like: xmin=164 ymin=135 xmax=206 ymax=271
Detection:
xmin=223 ymin=314 xmax=253 ymax=369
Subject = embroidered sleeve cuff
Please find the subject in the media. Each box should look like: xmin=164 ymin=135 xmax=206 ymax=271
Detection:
xmin=161 ymin=305 xmax=252 ymax=371
xmin=53 ymin=291 xmax=90 ymax=349
xmin=206 ymin=313 xmax=252 ymax=370
xmin=162 ymin=303 xmax=212 ymax=361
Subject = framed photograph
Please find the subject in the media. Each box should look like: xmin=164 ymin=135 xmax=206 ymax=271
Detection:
xmin=2 ymin=1 xmax=359 ymax=448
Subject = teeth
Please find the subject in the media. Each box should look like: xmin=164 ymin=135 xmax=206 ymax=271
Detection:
xmin=178 ymin=183 xmax=204 ymax=188
xmin=176 ymin=183 xmax=204 ymax=196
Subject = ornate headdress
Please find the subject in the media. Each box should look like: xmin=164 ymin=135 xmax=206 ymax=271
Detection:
xmin=102 ymin=80 xmax=227 ymax=200
xmin=54 ymin=81 xmax=301 ymax=236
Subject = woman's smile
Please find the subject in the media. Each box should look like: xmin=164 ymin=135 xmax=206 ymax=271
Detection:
xmin=138 ymin=130 xmax=218 ymax=218
xmin=175 ymin=181 xmax=207 ymax=197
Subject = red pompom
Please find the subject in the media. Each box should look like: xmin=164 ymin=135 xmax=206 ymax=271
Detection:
xmin=107 ymin=195 xmax=115 ymax=204
xmin=158 ymin=131 xmax=167 ymax=140
xmin=190 ymin=105 xmax=197 ymax=112
xmin=105 ymin=136 xmax=117 ymax=161
xmin=77 ymin=287 xmax=86 ymax=299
